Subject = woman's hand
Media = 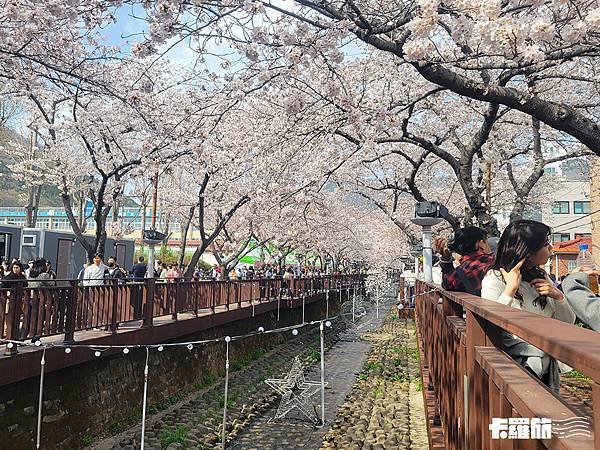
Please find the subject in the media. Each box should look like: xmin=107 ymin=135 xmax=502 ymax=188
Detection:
xmin=432 ymin=236 xmax=450 ymax=258
xmin=531 ymin=278 xmax=564 ymax=301
xmin=500 ymin=259 xmax=526 ymax=297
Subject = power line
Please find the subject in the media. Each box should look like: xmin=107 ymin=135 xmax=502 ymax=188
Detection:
xmin=553 ymin=218 xmax=600 ymax=235
xmin=552 ymin=208 xmax=600 ymax=232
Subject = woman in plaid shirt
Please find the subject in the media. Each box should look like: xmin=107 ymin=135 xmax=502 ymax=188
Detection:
xmin=433 ymin=226 xmax=494 ymax=296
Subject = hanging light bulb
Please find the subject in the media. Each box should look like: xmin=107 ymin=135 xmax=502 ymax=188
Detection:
xmin=123 ymin=347 xmax=130 ymax=354
xmin=94 ymin=351 xmax=101 ymax=357
xmin=292 ymin=329 xmax=298 ymax=336
xmin=64 ymin=347 xmax=72 ymax=354
xmin=157 ymin=345 xmax=164 ymax=352
xmin=187 ymin=344 xmax=193 ymax=350
xmin=258 ymin=326 xmax=265 ymax=333
xmin=224 ymin=336 xmax=231 ymax=343
xmin=325 ymin=321 xmax=332 ymax=328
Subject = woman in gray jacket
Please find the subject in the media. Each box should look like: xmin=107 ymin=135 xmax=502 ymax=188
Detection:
xmin=562 ymin=269 xmax=600 ymax=331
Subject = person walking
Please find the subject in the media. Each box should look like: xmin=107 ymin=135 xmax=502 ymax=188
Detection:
xmin=561 ymin=268 xmax=600 ymax=331
xmin=46 ymin=261 xmax=57 ymax=280
xmin=83 ymin=254 xmax=107 ymax=286
xmin=2 ymin=261 xmax=28 ymax=288
xmin=105 ymin=256 xmax=127 ymax=282
xmin=26 ymin=259 xmax=53 ymax=340
xmin=131 ymin=256 xmax=147 ymax=281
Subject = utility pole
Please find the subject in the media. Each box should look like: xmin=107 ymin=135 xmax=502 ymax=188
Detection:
xmin=146 ymin=171 xmax=159 ymax=279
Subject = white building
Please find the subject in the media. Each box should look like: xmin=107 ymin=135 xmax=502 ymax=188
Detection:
xmin=542 ymin=181 xmax=591 ymax=241
xmin=493 ymin=159 xmax=592 ymax=240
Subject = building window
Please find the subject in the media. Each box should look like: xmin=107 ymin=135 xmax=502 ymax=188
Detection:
xmin=552 ymin=201 xmax=570 ymax=214
xmin=35 ymin=218 xmax=50 ymax=229
xmin=552 ymin=233 xmax=571 ymax=242
xmin=22 ymin=235 xmax=36 ymax=246
xmin=573 ymin=201 xmax=591 ymax=214
xmin=52 ymin=218 xmax=71 ymax=231
xmin=544 ymin=166 xmax=557 ymax=175
xmin=575 ymin=233 xmax=592 ymax=239
xmin=8 ymin=218 xmax=26 ymax=226
xmin=567 ymin=260 xmax=577 ymax=271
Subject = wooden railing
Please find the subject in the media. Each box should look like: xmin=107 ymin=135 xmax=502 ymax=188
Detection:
xmin=1 ymin=275 xmax=360 ymax=353
xmin=411 ymin=279 xmax=600 ymax=449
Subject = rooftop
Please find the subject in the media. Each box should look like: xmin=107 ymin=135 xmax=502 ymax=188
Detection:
xmin=552 ymin=236 xmax=593 ymax=254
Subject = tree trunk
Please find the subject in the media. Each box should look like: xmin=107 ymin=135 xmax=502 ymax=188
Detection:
xmin=25 ymin=185 xmax=37 ymax=227
xmin=61 ymin=189 xmax=94 ymax=261
xmin=32 ymin=185 xmax=41 ymax=227
xmin=178 ymin=207 xmax=195 ymax=267
xmin=220 ymin=264 xmax=229 ymax=280
xmin=510 ymin=198 xmax=527 ymax=223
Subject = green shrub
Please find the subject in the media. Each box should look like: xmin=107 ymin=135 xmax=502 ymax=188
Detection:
xmin=161 ymin=426 xmax=189 ymax=448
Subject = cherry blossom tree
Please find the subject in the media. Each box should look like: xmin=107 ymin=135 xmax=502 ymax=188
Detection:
xmin=126 ymin=0 xmax=600 ymax=155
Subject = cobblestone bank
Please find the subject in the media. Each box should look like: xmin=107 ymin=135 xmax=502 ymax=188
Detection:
xmin=94 ymin=319 xmax=348 ymax=450
xmin=320 ymin=314 xmax=428 ymax=450
xmin=228 ymin=294 xmax=394 ymax=450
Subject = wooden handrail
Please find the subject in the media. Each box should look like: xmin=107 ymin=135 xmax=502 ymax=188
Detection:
xmin=1 ymin=275 xmax=362 ymax=346
xmin=412 ymin=278 xmax=600 ymax=450
xmin=440 ymin=288 xmax=600 ymax=381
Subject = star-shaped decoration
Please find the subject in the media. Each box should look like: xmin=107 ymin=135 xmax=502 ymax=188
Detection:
xmin=265 ymin=356 xmax=326 ymax=424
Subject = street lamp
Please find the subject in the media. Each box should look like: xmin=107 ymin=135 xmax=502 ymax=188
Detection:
xmin=143 ymin=229 xmax=166 ymax=278
xmin=410 ymin=202 xmax=447 ymax=282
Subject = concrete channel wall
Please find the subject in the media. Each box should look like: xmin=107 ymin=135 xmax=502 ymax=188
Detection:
xmin=1 ymin=294 xmax=344 ymax=450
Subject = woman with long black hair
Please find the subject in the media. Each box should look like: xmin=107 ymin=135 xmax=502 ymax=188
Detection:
xmin=481 ymin=220 xmax=575 ymax=391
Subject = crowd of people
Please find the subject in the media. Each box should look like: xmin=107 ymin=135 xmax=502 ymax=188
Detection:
xmin=408 ymin=219 xmax=600 ymax=392
xmin=0 ymin=254 xmax=355 ymax=288
xmin=0 ymin=258 xmax=58 ymax=289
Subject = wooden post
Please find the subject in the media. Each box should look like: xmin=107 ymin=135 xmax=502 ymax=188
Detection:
xmin=4 ymin=283 xmax=23 ymax=356
xmin=143 ymin=278 xmax=155 ymax=328
xmin=194 ymin=280 xmax=199 ymax=317
xmin=593 ymin=382 xmax=600 ymax=450
xmin=465 ymin=311 xmax=501 ymax=449
xmin=226 ymin=281 xmax=231 ymax=311
xmin=64 ymin=281 xmax=78 ymax=343
xmin=211 ymin=279 xmax=216 ymax=313
xmin=172 ymin=279 xmax=179 ymax=320
xmin=110 ymin=279 xmax=119 ymax=333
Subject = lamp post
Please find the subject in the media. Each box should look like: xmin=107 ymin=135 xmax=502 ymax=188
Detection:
xmin=410 ymin=202 xmax=447 ymax=282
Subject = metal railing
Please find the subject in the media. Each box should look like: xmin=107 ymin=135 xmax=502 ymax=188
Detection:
xmin=410 ymin=279 xmax=599 ymax=449
xmin=1 ymin=275 xmax=360 ymax=354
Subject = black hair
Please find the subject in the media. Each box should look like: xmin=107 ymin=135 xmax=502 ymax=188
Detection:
xmin=29 ymin=258 xmax=48 ymax=278
xmin=138 ymin=256 xmax=145 ymax=262
xmin=447 ymin=226 xmax=488 ymax=255
xmin=493 ymin=220 xmax=552 ymax=309
xmin=493 ymin=220 xmax=551 ymax=273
